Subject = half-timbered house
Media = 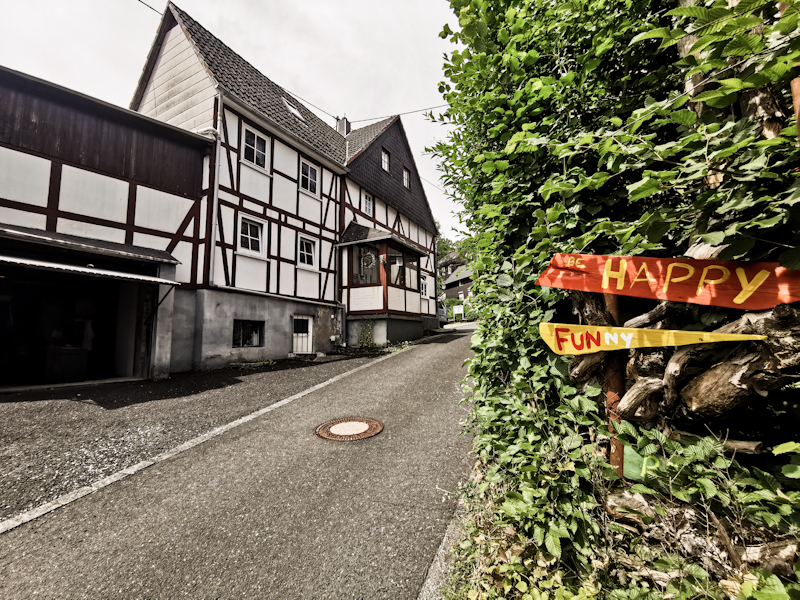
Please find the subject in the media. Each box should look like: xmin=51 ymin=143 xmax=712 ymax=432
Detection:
xmin=0 ymin=3 xmax=439 ymax=387
xmin=130 ymin=3 xmax=439 ymax=355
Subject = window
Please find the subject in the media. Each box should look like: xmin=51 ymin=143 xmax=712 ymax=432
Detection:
xmin=283 ymin=97 xmax=305 ymax=121
xmin=298 ymin=236 xmax=317 ymax=268
xmin=420 ymin=276 xmax=427 ymax=296
xmin=364 ymin=194 xmax=373 ymax=216
xmin=381 ymin=149 xmax=390 ymax=172
xmin=403 ymin=167 xmax=411 ymax=189
xmin=388 ymin=246 xmax=404 ymax=287
xmin=243 ymin=128 xmax=268 ymax=170
xmin=387 ymin=245 xmax=421 ymax=291
xmin=239 ymin=217 xmax=263 ymax=255
xmin=352 ymin=244 xmax=379 ymax=285
xmin=233 ymin=320 xmax=264 ymax=347
xmin=300 ymin=159 xmax=319 ymax=196
xmin=405 ymin=255 xmax=419 ymax=291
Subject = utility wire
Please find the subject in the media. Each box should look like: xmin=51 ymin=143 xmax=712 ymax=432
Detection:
xmin=350 ymin=104 xmax=449 ymax=124
xmin=137 ymin=0 xmax=162 ymax=15
xmin=420 ymin=176 xmax=448 ymax=194
xmin=285 ymin=90 xmax=338 ymax=120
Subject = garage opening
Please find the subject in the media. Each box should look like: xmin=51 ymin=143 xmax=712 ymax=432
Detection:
xmin=0 ymin=225 xmax=177 ymax=388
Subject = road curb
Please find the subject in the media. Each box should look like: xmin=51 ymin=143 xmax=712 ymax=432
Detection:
xmin=0 ymin=347 xmax=411 ymax=536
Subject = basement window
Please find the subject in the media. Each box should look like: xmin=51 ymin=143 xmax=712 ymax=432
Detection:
xmin=233 ymin=320 xmax=264 ymax=348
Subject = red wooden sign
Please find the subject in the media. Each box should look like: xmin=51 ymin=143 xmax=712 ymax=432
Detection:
xmin=535 ymin=253 xmax=800 ymax=310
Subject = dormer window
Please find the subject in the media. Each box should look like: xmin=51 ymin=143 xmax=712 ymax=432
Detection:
xmin=403 ymin=167 xmax=411 ymax=189
xmin=283 ymin=97 xmax=305 ymax=121
xmin=381 ymin=149 xmax=390 ymax=172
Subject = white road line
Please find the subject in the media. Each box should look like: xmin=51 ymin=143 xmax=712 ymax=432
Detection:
xmin=0 ymin=349 xmax=411 ymax=535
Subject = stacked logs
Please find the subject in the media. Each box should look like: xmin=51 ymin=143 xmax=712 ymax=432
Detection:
xmin=568 ymin=292 xmax=800 ymax=420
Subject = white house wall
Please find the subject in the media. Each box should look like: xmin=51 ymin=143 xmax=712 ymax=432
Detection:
xmin=137 ymin=24 xmax=215 ymax=131
xmin=341 ymin=176 xmax=438 ymax=320
xmin=0 ymin=146 xmax=50 ymax=207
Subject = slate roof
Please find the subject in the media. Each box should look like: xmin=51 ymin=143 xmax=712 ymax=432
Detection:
xmin=443 ymin=266 xmax=472 ymax=286
xmin=345 ymin=117 xmax=396 ymax=163
xmin=160 ymin=3 xmax=346 ymax=164
xmin=346 ymin=118 xmax=438 ymax=234
xmin=132 ymin=3 xmax=438 ymax=235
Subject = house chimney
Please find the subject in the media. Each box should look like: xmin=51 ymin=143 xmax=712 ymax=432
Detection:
xmin=336 ymin=116 xmax=351 ymax=136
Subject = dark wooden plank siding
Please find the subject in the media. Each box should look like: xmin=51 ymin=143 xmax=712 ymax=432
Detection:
xmin=0 ymin=72 xmax=208 ymax=198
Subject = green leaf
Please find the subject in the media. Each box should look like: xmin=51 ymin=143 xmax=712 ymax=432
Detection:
xmin=782 ymin=464 xmax=800 ymax=479
xmin=544 ymin=531 xmax=561 ymax=557
xmin=774 ymin=442 xmax=800 ymax=455
xmin=627 ymin=177 xmax=660 ymax=202
xmin=497 ymin=273 xmax=513 ymax=287
xmin=670 ymin=109 xmax=697 ymax=126
xmin=779 ymin=247 xmax=800 ymax=271
xmin=699 ymin=231 xmax=725 ymax=245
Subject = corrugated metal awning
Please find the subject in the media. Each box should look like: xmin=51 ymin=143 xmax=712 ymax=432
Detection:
xmin=0 ymin=223 xmax=179 ymax=264
xmin=0 ymin=255 xmax=180 ymax=286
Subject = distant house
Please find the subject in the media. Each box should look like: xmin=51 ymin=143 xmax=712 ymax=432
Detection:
xmin=439 ymin=251 xmax=472 ymax=300
xmin=0 ymin=3 xmax=440 ymax=387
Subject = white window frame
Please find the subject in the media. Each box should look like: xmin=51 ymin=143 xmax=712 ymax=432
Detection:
xmin=237 ymin=214 xmax=267 ymax=259
xmin=297 ymin=234 xmax=318 ymax=271
xmin=242 ymin=127 xmax=270 ymax=173
xmin=381 ymin=149 xmax=390 ymax=172
xmin=403 ymin=167 xmax=411 ymax=189
xmin=299 ymin=159 xmax=320 ymax=198
xmin=420 ymin=276 xmax=427 ymax=297
xmin=364 ymin=194 xmax=373 ymax=217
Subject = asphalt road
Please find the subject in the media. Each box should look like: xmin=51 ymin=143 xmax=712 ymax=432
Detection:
xmin=0 ymin=326 xmax=474 ymax=599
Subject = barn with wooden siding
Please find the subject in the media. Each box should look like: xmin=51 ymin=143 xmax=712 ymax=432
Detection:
xmin=0 ymin=65 xmax=211 ymax=386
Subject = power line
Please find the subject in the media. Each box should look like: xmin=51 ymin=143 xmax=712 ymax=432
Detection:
xmin=350 ymin=104 xmax=449 ymax=124
xmin=420 ymin=176 xmax=448 ymax=194
xmin=137 ymin=0 xmax=162 ymax=15
xmin=285 ymin=90 xmax=338 ymax=120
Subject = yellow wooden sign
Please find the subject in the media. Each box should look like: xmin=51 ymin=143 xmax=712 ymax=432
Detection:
xmin=540 ymin=323 xmax=767 ymax=355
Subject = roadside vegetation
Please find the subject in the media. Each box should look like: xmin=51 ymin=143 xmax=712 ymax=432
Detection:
xmin=432 ymin=0 xmax=800 ymax=597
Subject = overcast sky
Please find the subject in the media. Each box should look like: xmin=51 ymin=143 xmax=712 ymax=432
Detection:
xmin=0 ymin=0 xmax=465 ymax=240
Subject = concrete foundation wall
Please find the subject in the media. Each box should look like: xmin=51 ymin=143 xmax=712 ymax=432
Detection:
xmin=387 ymin=319 xmax=423 ymax=344
xmin=347 ymin=317 xmax=422 ymax=347
xmin=172 ymin=287 xmax=341 ymax=371
xmin=170 ymin=288 xmax=197 ymax=372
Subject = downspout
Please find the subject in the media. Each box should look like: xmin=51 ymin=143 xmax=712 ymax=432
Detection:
xmin=209 ymin=89 xmax=224 ymax=286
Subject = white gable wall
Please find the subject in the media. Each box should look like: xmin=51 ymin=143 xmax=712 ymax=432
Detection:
xmin=137 ymin=25 xmax=215 ymax=132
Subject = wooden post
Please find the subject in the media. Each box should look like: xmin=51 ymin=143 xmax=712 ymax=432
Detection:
xmin=779 ymin=2 xmax=800 ymax=144
xmin=604 ymin=293 xmax=625 ymax=479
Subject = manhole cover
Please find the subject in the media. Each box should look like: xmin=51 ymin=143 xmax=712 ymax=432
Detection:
xmin=315 ymin=417 xmax=383 ymax=441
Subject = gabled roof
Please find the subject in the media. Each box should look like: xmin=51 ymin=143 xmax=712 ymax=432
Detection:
xmin=443 ymin=266 xmax=473 ymax=286
xmin=440 ymin=251 xmax=466 ymax=268
xmin=131 ymin=3 xmax=346 ymax=164
xmin=131 ymin=3 xmax=439 ymax=236
xmin=345 ymin=117 xmax=396 ymax=163
xmin=347 ymin=118 xmax=438 ymax=234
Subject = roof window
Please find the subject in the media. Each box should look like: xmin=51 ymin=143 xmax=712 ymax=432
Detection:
xmin=282 ymin=97 xmax=305 ymax=121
